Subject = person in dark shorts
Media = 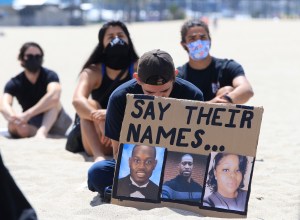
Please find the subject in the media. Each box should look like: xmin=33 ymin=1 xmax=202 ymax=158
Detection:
xmin=1 ymin=42 xmax=71 ymax=138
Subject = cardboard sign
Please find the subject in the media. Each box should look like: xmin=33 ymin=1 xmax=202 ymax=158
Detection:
xmin=112 ymin=94 xmax=263 ymax=218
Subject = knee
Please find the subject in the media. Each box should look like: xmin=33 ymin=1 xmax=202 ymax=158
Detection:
xmin=87 ymin=160 xmax=115 ymax=194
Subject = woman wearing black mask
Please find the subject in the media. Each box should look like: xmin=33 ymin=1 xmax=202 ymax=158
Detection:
xmin=72 ymin=21 xmax=139 ymax=162
xmin=1 ymin=42 xmax=72 ymax=138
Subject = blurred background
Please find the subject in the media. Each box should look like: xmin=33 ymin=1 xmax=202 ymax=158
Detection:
xmin=0 ymin=0 xmax=299 ymax=26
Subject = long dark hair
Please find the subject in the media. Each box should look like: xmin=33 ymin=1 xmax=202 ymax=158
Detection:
xmin=206 ymin=153 xmax=248 ymax=192
xmin=81 ymin=20 xmax=138 ymax=71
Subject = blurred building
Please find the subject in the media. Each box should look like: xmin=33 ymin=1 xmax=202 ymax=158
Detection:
xmin=0 ymin=0 xmax=299 ymax=26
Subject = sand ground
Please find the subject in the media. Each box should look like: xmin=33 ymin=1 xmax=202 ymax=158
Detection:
xmin=0 ymin=19 xmax=299 ymax=219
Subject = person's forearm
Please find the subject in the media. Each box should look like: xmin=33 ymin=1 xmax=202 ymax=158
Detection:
xmin=227 ymin=86 xmax=254 ymax=104
xmin=1 ymin=103 xmax=16 ymax=121
xmin=111 ymin=139 xmax=120 ymax=160
xmin=72 ymin=97 xmax=97 ymax=121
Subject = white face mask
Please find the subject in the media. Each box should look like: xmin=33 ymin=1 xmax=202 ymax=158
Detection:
xmin=187 ymin=39 xmax=210 ymax=61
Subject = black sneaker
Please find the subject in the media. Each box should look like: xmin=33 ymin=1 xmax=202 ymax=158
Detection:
xmin=102 ymin=185 xmax=112 ymax=203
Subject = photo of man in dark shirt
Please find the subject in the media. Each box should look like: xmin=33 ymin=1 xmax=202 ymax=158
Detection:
xmin=162 ymin=154 xmax=203 ymax=203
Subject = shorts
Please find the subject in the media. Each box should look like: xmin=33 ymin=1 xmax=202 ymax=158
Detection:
xmin=28 ymin=108 xmax=72 ymax=136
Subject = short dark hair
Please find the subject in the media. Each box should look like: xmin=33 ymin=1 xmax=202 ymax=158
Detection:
xmin=137 ymin=49 xmax=175 ymax=85
xmin=18 ymin=42 xmax=44 ymax=61
xmin=180 ymin=19 xmax=211 ymax=43
xmin=81 ymin=20 xmax=138 ymax=71
xmin=131 ymin=145 xmax=156 ymax=159
xmin=206 ymin=153 xmax=248 ymax=192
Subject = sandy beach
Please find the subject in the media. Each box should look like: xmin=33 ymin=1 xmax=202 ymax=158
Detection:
xmin=0 ymin=19 xmax=299 ymax=219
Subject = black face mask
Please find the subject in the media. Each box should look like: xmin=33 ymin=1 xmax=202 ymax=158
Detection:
xmin=103 ymin=38 xmax=130 ymax=70
xmin=23 ymin=55 xmax=43 ymax=73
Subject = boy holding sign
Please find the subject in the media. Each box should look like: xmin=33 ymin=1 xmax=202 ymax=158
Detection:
xmin=87 ymin=49 xmax=204 ymax=199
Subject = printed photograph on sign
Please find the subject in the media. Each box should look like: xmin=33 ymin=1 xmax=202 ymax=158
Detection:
xmin=161 ymin=152 xmax=208 ymax=205
xmin=202 ymin=152 xmax=254 ymax=213
xmin=113 ymin=143 xmax=166 ymax=202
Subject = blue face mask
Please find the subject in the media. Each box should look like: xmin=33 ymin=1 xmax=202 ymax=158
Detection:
xmin=187 ymin=39 xmax=210 ymax=61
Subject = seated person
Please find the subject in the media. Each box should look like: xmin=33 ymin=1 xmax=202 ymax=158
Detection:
xmin=0 ymin=42 xmax=71 ymax=138
xmin=177 ymin=19 xmax=254 ymax=104
xmin=72 ymin=21 xmax=138 ymax=161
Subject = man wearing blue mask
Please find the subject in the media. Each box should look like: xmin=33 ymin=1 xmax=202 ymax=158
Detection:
xmin=177 ymin=19 xmax=254 ymax=104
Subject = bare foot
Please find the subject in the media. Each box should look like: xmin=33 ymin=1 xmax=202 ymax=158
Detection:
xmin=34 ymin=131 xmax=47 ymax=139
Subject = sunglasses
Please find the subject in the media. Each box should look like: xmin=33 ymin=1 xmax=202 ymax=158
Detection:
xmin=24 ymin=54 xmax=43 ymax=59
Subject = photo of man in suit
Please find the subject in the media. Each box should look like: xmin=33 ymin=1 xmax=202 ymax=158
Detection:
xmin=116 ymin=144 xmax=160 ymax=200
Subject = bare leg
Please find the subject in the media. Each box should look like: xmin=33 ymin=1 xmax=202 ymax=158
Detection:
xmin=35 ymin=103 xmax=62 ymax=138
xmin=80 ymin=100 xmax=113 ymax=161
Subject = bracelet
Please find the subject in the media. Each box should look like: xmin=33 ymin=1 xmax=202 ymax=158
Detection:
xmin=223 ymin=94 xmax=233 ymax=103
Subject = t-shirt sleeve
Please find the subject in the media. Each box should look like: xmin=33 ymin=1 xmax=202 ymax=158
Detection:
xmin=4 ymin=79 xmax=17 ymax=96
xmin=46 ymin=70 xmax=60 ymax=83
xmin=105 ymin=92 xmax=126 ymax=141
xmin=222 ymin=60 xmax=245 ymax=85
xmin=176 ymin=64 xmax=187 ymax=79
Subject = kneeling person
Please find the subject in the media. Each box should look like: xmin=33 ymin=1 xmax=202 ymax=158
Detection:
xmin=87 ymin=49 xmax=204 ymax=198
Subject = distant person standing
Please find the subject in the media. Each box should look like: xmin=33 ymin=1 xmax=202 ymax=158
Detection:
xmin=0 ymin=42 xmax=71 ymax=138
xmin=177 ymin=19 xmax=254 ymax=104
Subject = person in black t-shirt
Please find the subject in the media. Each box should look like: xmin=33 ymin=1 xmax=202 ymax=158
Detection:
xmin=72 ymin=21 xmax=139 ymax=162
xmin=1 ymin=42 xmax=71 ymax=138
xmin=177 ymin=19 xmax=254 ymax=104
xmin=87 ymin=49 xmax=204 ymax=197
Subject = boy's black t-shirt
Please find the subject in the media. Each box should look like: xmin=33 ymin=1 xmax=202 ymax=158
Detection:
xmin=177 ymin=57 xmax=245 ymax=101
